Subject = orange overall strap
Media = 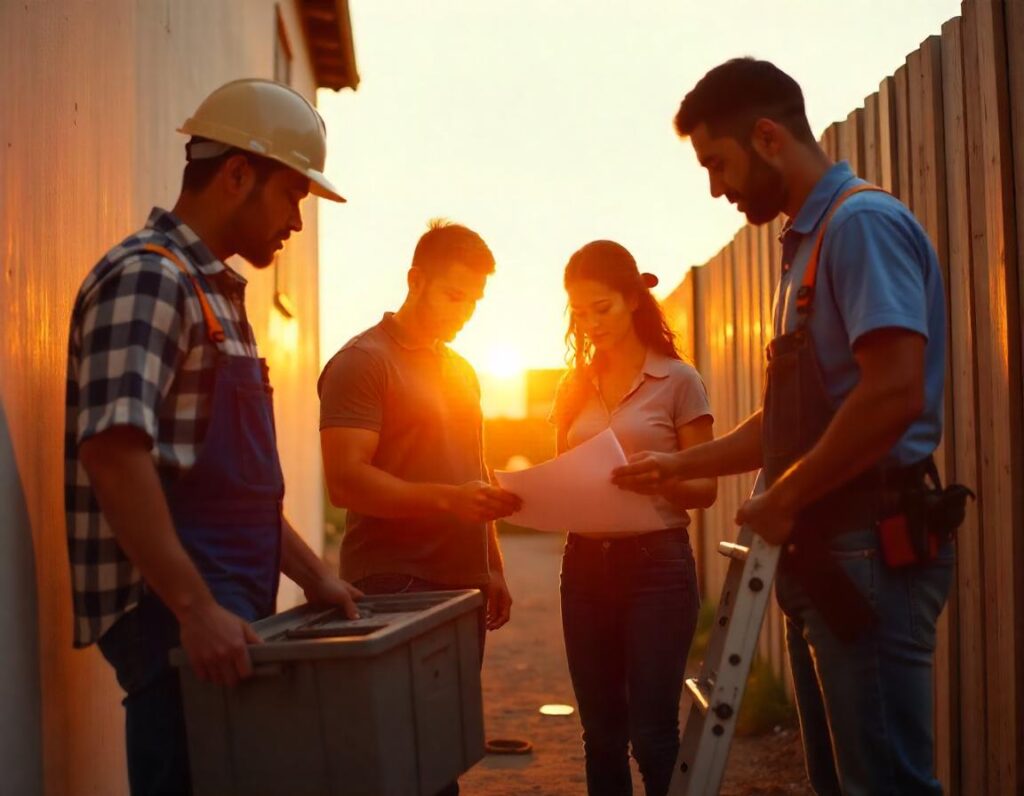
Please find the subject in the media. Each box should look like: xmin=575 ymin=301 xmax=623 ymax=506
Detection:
xmin=142 ymin=243 xmax=226 ymax=343
xmin=796 ymin=184 xmax=889 ymax=315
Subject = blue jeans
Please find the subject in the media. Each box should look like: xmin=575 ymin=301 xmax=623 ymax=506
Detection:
xmin=776 ymin=528 xmax=954 ymax=796
xmin=560 ymin=528 xmax=699 ymax=796
xmin=97 ymin=594 xmax=191 ymax=796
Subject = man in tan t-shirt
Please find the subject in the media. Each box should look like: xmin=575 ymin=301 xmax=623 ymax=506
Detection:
xmin=318 ymin=220 xmax=520 ymax=667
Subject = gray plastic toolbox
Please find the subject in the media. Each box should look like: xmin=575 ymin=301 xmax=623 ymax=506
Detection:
xmin=170 ymin=589 xmax=486 ymax=796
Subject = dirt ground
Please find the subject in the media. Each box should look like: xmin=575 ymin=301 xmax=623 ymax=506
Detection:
xmin=459 ymin=531 xmax=813 ymax=796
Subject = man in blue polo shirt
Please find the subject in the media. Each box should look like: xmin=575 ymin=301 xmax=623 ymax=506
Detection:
xmin=614 ymin=59 xmax=952 ymax=794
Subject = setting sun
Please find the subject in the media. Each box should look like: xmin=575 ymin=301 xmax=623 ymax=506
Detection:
xmin=471 ymin=343 xmax=528 ymax=417
xmin=479 ymin=344 xmax=525 ymax=379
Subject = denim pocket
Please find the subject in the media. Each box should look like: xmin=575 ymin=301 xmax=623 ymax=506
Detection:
xmin=639 ymin=535 xmax=692 ymax=563
xmin=829 ymin=546 xmax=879 ymax=608
xmin=236 ymin=384 xmax=282 ymax=488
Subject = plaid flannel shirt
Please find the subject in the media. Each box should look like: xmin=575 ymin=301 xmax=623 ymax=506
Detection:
xmin=65 ymin=208 xmax=259 ymax=647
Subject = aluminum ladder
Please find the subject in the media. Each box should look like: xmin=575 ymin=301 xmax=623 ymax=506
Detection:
xmin=668 ymin=475 xmax=781 ymax=796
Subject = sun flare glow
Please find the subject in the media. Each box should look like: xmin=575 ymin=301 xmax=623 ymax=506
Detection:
xmin=480 ymin=344 xmax=525 ymax=379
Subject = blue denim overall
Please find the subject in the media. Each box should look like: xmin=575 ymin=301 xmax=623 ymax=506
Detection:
xmin=764 ymin=188 xmax=951 ymax=795
xmin=98 ymin=243 xmax=284 ymax=796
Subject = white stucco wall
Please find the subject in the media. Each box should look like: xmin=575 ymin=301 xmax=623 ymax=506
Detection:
xmin=0 ymin=2 xmax=329 ymax=793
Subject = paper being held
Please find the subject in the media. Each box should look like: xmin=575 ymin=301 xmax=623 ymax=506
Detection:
xmin=493 ymin=428 xmax=667 ymax=533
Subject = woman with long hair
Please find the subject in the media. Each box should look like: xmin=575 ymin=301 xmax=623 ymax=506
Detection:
xmin=552 ymin=240 xmax=716 ymax=796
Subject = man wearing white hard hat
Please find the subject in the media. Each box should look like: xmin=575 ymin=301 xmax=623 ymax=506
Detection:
xmin=64 ymin=78 xmax=361 ymax=795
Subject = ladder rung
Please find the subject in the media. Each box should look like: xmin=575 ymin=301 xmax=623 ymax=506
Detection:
xmin=718 ymin=541 xmax=750 ymax=561
xmin=685 ymin=677 xmax=711 ymax=715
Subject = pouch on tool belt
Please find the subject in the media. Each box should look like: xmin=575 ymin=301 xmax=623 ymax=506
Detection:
xmin=878 ymin=459 xmax=974 ymax=569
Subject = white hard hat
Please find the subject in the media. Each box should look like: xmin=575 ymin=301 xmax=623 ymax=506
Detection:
xmin=178 ymin=78 xmax=345 ymax=202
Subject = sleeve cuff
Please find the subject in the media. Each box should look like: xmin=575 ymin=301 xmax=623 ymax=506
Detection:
xmin=319 ymin=416 xmax=383 ymax=433
xmin=77 ymin=398 xmax=158 ymax=447
xmin=848 ymin=311 xmax=929 ymax=348
xmin=675 ymin=411 xmax=714 ymax=430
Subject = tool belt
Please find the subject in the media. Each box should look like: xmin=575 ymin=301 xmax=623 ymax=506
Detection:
xmin=875 ymin=456 xmax=974 ymax=568
xmin=780 ymin=455 xmax=974 ymax=643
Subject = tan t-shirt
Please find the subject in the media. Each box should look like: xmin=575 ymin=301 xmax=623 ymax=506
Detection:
xmin=318 ymin=314 xmax=489 ymax=587
xmin=553 ymin=349 xmax=713 ymax=530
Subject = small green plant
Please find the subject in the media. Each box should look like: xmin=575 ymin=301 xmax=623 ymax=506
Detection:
xmin=686 ymin=599 xmax=718 ymax=667
xmin=736 ymin=655 xmax=795 ymax=736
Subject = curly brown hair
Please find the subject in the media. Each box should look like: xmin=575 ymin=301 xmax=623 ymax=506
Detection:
xmin=553 ymin=240 xmax=681 ymax=431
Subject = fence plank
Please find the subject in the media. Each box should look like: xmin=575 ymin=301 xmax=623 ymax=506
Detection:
xmin=962 ymin=1 xmax=1024 ymax=791
xmin=894 ymin=63 xmax=913 ymax=204
xmin=841 ymin=107 xmax=865 ymax=174
xmin=920 ymin=37 xmax=949 ymax=263
xmin=663 ymin=269 xmax=695 ymax=358
xmin=821 ymin=122 xmax=840 ymax=160
xmin=907 ymin=48 xmax=925 ymax=216
xmin=941 ymin=16 xmax=983 ymax=795
xmin=1006 ymin=17 xmax=1024 ymax=784
xmin=908 ymin=33 xmax=959 ymax=791
xmin=863 ymin=92 xmax=882 ymax=184
xmin=878 ymin=76 xmax=899 ymax=193
xmin=1006 ymin=0 xmax=1024 ymax=472
xmin=692 ymin=264 xmax=712 ymax=592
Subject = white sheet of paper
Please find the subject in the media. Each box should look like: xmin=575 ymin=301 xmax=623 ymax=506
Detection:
xmin=493 ymin=428 xmax=668 ymax=533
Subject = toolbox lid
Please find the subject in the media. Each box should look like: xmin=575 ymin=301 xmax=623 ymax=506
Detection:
xmin=169 ymin=589 xmax=483 ymax=667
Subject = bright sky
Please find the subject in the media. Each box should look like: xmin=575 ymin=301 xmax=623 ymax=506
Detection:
xmin=317 ymin=0 xmax=961 ymax=417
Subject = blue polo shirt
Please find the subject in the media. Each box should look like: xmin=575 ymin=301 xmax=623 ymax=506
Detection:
xmin=773 ymin=161 xmax=946 ymax=466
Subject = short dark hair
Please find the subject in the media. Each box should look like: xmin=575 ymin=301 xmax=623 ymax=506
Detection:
xmin=180 ymin=137 xmax=287 ymax=193
xmin=411 ymin=219 xmax=495 ymax=276
xmin=674 ymin=58 xmax=816 ymax=146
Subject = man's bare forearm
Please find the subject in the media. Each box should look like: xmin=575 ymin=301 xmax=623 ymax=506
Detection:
xmin=80 ymin=428 xmax=214 ymax=620
xmin=326 ymin=462 xmax=458 ymax=518
xmin=661 ymin=477 xmax=718 ymax=510
xmin=673 ymin=410 xmax=763 ymax=479
xmin=280 ymin=517 xmax=333 ymax=591
xmin=770 ymin=378 xmax=920 ymax=513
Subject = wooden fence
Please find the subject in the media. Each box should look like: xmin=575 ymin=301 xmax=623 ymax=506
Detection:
xmin=661 ymin=1 xmax=1023 ymax=792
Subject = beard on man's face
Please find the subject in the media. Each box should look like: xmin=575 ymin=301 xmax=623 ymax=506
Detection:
xmin=236 ymin=233 xmax=277 ymax=267
xmin=230 ymin=187 xmax=287 ymax=267
xmin=729 ymin=150 xmax=787 ymax=226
